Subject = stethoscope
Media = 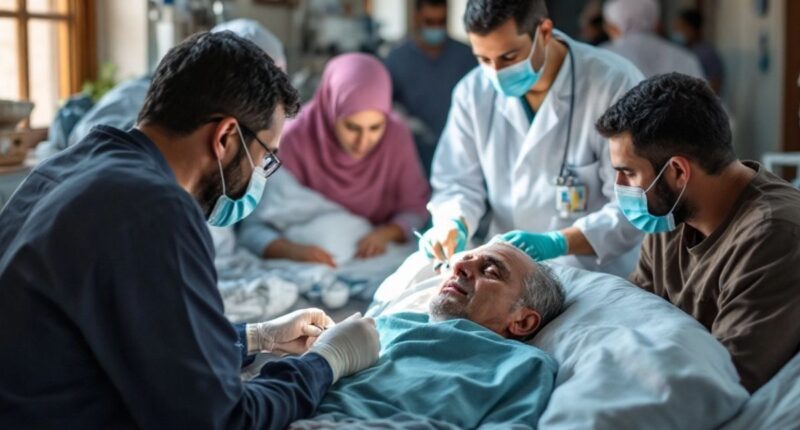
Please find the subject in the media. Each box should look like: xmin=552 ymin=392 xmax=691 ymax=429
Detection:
xmin=485 ymin=39 xmax=577 ymax=182
xmin=484 ymin=39 xmax=585 ymax=218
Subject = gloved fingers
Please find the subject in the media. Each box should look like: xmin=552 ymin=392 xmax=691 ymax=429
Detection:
xmin=274 ymin=338 xmax=311 ymax=356
xmin=444 ymin=229 xmax=461 ymax=258
xmin=344 ymin=312 xmax=362 ymax=321
xmin=431 ymin=240 xmax=447 ymax=262
xmin=300 ymin=308 xmax=336 ymax=329
xmin=363 ymin=316 xmax=376 ymax=326
xmin=301 ymin=324 xmax=323 ymax=337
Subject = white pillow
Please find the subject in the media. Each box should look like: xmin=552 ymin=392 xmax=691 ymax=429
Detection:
xmin=369 ymin=257 xmax=750 ymax=429
xmin=534 ymin=264 xmax=748 ymax=429
xmin=720 ymin=352 xmax=800 ymax=430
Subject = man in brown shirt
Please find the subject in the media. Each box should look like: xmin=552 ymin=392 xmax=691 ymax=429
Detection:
xmin=595 ymin=72 xmax=800 ymax=393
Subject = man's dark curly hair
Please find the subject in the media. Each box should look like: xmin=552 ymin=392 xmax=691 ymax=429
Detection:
xmin=138 ymin=30 xmax=299 ymax=136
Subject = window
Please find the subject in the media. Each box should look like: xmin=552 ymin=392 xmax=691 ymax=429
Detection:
xmin=0 ymin=0 xmax=96 ymax=127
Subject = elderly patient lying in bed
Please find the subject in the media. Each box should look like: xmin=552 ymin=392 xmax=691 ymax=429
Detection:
xmin=299 ymin=243 xmax=566 ymax=429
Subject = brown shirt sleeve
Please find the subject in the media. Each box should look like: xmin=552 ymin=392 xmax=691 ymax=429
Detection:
xmin=713 ymin=220 xmax=800 ymax=393
xmin=629 ymin=235 xmax=656 ymax=294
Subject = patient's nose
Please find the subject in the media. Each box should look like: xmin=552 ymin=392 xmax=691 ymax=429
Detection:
xmin=451 ymin=258 xmax=475 ymax=280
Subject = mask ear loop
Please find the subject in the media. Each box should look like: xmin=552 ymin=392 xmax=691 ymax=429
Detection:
xmin=644 ymin=160 xmax=672 ymax=193
xmin=527 ymin=27 xmax=541 ymax=71
xmin=645 ymin=159 xmax=690 ymax=214
xmin=217 ymin=154 xmax=227 ymax=197
xmin=235 ymin=123 xmax=258 ymax=170
xmin=667 ymin=180 xmax=689 ymax=214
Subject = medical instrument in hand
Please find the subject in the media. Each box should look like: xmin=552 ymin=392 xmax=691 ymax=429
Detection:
xmin=414 ymin=229 xmax=451 ymax=272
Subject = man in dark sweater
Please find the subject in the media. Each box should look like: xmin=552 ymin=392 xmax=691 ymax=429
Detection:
xmin=596 ymin=72 xmax=800 ymax=393
xmin=0 ymin=31 xmax=379 ymax=429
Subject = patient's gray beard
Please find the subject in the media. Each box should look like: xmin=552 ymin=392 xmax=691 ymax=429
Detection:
xmin=429 ymin=294 xmax=467 ymax=322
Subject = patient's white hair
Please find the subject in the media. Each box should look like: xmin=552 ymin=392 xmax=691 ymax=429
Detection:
xmin=518 ymin=263 xmax=565 ymax=336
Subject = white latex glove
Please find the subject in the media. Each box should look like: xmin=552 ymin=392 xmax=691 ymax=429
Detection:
xmin=307 ymin=313 xmax=380 ymax=384
xmin=246 ymin=308 xmax=335 ymax=356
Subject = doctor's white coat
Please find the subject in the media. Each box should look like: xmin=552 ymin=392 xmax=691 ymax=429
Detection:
xmin=429 ymin=33 xmax=645 ymax=277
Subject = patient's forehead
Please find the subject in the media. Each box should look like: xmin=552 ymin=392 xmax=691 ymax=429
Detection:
xmin=457 ymin=242 xmax=535 ymax=278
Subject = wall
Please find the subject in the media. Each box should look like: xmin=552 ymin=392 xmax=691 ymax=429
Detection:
xmin=711 ymin=0 xmax=785 ymax=160
xmin=226 ymin=0 xmax=301 ymax=64
xmin=95 ymin=0 xmax=149 ymax=81
xmin=372 ymin=0 xmax=408 ymax=42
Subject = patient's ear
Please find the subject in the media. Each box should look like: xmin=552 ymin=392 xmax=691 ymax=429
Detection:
xmin=509 ymin=307 xmax=541 ymax=338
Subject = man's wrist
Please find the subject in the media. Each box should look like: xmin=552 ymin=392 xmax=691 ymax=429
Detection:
xmin=246 ymin=323 xmax=274 ymax=354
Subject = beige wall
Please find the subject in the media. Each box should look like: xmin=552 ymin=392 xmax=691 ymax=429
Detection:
xmin=96 ymin=0 xmax=149 ymax=80
xmin=710 ymin=0 xmax=785 ymax=160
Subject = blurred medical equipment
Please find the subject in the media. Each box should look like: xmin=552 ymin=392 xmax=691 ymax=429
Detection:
xmin=762 ymin=152 xmax=800 ymax=187
xmin=147 ymin=0 xmax=233 ymax=70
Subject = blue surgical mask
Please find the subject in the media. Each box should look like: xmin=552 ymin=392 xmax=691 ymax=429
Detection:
xmin=614 ymin=161 xmax=688 ymax=234
xmin=482 ymin=31 xmax=540 ymax=97
xmin=420 ymin=27 xmax=447 ymax=45
xmin=207 ymin=125 xmax=267 ymax=227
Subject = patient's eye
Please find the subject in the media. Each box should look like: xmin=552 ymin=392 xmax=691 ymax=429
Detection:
xmin=482 ymin=262 xmax=499 ymax=279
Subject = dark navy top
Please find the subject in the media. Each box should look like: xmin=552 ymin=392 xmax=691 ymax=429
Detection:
xmin=0 ymin=126 xmax=332 ymax=429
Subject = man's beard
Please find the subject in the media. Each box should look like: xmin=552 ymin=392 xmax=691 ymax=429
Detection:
xmin=197 ymin=144 xmax=248 ymax=217
xmin=428 ymin=293 xmax=467 ymax=322
xmin=649 ymin=178 xmax=694 ymax=225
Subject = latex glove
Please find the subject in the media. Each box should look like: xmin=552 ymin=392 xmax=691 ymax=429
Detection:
xmin=418 ymin=218 xmax=468 ymax=263
xmin=307 ymin=313 xmax=380 ymax=384
xmin=494 ymin=230 xmax=568 ymax=261
xmin=246 ymin=308 xmax=335 ymax=355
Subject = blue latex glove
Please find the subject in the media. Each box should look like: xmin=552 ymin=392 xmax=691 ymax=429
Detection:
xmin=495 ymin=230 xmax=568 ymax=261
xmin=417 ymin=218 xmax=468 ymax=262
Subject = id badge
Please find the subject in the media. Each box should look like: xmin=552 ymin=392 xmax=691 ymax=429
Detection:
xmin=555 ymin=176 xmax=588 ymax=219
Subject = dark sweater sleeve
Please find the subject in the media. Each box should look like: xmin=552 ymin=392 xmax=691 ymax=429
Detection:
xmin=234 ymin=323 xmax=257 ymax=368
xmin=85 ymin=197 xmax=332 ymax=429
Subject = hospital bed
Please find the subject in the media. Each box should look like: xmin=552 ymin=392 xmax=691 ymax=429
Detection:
xmin=290 ymin=252 xmax=800 ymax=429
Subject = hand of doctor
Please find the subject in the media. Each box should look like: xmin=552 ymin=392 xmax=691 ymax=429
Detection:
xmin=493 ymin=230 xmax=568 ymax=261
xmin=246 ymin=308 xmax=336 ymax=356
xmin=307 ymin=313 xmax=380 ymax=384
xmin=418 ymin=217 xmax=468 ymax=263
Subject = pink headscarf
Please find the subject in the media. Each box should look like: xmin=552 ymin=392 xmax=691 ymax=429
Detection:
xmin=279 ymin=53 xmax=430 ymax=235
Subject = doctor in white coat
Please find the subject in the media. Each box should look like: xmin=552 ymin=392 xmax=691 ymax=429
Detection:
xmin=420 ymin=0 xmax=645 ymax=277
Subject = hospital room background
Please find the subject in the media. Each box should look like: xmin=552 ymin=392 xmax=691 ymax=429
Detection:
xmin=1 ymin=0 xmax=799 ymax=428
xmin=2 ymin=0 xmax=798 ymax=319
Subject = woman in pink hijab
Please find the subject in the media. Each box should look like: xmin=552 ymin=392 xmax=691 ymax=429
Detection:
xmin=263 ymin=53 xmax=430 ymax=265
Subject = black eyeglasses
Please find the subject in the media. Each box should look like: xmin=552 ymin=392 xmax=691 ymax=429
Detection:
xmin=205 ymin=117 xmax=282 ymax=179
xmin=238 ymin=123 xmax=282 ymax=179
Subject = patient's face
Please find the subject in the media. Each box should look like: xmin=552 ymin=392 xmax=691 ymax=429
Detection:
xmin=429 ymin=243 xmax=537 ymax=338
